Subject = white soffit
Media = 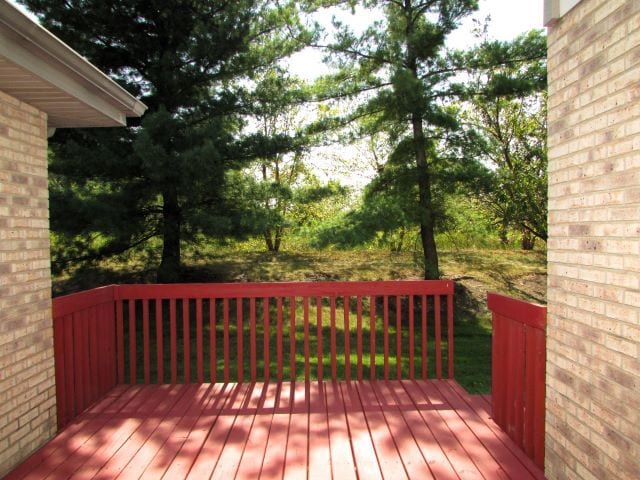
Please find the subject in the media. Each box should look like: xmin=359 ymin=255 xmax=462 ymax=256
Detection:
xmin=544 ymin=0 xmax=583 ymax=26
xmin=0 ymin=1 xmax=146 ymax=128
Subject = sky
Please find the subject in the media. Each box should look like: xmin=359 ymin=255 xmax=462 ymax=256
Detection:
xmin=288 ymin=0 xmax=544 ymax=79
xmin=10 ymin=0 xmax=544 ymax=79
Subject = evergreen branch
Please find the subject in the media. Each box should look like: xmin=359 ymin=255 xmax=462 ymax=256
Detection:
xmin=308 ymin=42 xmax=393 ymax=66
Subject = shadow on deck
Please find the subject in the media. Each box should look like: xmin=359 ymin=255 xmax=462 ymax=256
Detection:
xmin=6 ymin=379 xmax=545 ymax=479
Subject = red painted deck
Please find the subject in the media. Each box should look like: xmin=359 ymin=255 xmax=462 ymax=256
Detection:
xmin=7 ymin=380 xmax=545 ymax=480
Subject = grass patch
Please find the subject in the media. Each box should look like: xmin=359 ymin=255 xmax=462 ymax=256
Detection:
xmin=122 ymin=295 xmax=453 ymax=384
xmin=56 ymin=247 xmax=546 ymax=395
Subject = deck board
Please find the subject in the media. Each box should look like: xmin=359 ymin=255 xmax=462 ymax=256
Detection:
xmin=306 ymin=382 xmax=331 ymax=480
xmin=325 ymin=381 xmax=358 ymax=480
xmin=6 ymin=380 xmax=546 ymax=480
xmin=355 ymin=381 xmax=408 ymax=479
xmin=338 ymin=382 xmax=383 ymax=480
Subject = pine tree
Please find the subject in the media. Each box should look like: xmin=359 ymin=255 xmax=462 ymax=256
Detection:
xmin=21 ymin=0 xmax=314 ymax=281
xmin=310 ymin=0 xmax=479 ymax=279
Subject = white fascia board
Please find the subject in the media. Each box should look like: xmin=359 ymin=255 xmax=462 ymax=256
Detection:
xmin=544 ymin=0 xmax=583 ymax=26
xmin=0 ymin=1 xmax=146 ymax=125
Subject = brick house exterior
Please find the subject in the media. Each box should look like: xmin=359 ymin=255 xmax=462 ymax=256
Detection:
xmin=545 ymin=0 xmax=640 ymax=478
xmin=2 ymin=0 xmax=639 ymax=478
xmin=0 ymin=3 xmax=145 ymax=476
xmin=0 ymin=90 xmax=53 ymax=476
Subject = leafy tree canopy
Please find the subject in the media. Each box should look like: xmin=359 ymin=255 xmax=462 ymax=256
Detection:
xmin=21 ymin=0 xmax=318 ymax=281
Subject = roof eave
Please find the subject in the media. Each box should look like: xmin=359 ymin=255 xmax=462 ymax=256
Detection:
xmin=0 ymin=2 xmax=147 ymax=127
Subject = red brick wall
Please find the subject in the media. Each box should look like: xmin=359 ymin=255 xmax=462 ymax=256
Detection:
xmin=546 ymin=0 xmax=640 ymax=478
xmin=0 ymin=90 xmax=56 ymax=476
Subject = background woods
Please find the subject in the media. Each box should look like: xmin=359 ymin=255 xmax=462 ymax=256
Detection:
xmin=21 ymin=0 xmax=547 ymax=284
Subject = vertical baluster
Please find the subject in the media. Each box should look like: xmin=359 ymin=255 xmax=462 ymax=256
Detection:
xmin=81 ymin=309 xmax=91 ymax=407
xmin=72 ymin=313 xmax=84 ymax=415
xmin=170 ymin=298 xmax=177 ymax=384
xmin=107 ymin=303 xmax=117 ymax=388
xmin=303 ymin=297 xmax=310 ymax=381
xmin=88 ymin=306 xmax=99 ymax=402
xmin=409 ymin=295 xmax=415 ymax=380
xmin=383 ymin=296 xmax=389 ymax=380
xmin=356 ymin=296 xmax=363 ymax=381
xmin=143 ymin=300 xmax=150 ymax=384
xmin=156 ymin=300 xmax=164 ymax=384
xmin=316 ymin=296 xmax=323 ymax=382
xmin=209 ymin=299 xmax=216 ymax=383
xmin=330 ymin=296 xmax=337 ymax=380
xmin=116 ymin=299 xmax=124 ymax=383
xmin=129 ymin=300 xmax=136 ymax=385
xmin=370 ymin=296 xmax=376 ymax=381
xmin=53 ymin=315 xmax=66 ymax=428
xmin=196 ymin=298 xmax=203 ymax=383
xmin=237 ymin=297 xmax=243 ymax=383
xmin=250 ymin=297 xmax=257 ymax=382
xmin=343 ymin=295 xmax=350 ymax=381
xmin=64 ymin=315 xmax=75 ymax=419
xmin=435 ymin=295 xmax=442 ymax=379
xmin=223 ymin=298 xmax=230 ymax=383
xmin=183 ymin=299 xmax=190 ymax=383
xmin=396 ymin=295 xmax=401 ymax=379
xmin=95 ymin=306 xmax=105 ymax=396
xmin=277 ymin=297 xmax=283 ymax=381
xmin=289 ymin=296 xmax=296 ymax=381
xmin=447 ymin=292 xmax=454 ymax=379
xmin=421 ymin=295 xmax=427 ymax=379
xmin=263 ymin=297 xmax=270 ymax=381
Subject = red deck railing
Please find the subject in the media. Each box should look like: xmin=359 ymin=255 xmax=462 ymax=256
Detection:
xmin=488 ymin=292 xmax=546 ymax=469
xmin=52 ymin=280 xmax=455 ymax=429
xmin=52 ymin=286 xmax=119 ymax=429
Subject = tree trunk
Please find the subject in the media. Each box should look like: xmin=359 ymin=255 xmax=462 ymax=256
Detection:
xmin=412 ymin=114 xmax=440 ymax=280
xmin=393 ymin=226 xmax=406 ymax=253
xmin=405 ymin=7 xmax=439 ymax=280
xmin=157 ymin=186 xmax=182 ymax=283
xmin=499 ymin=220 xmax=509 ymax=245
xmin=521 ymin=228 xmax=535 ymax=250
xmin=264 ymin=230 xmax=275 ymax=251
xmin=274 ymin=226 xmax=282 ymax=253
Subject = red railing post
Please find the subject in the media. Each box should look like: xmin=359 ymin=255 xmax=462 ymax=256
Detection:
xmin=487 ymin=292 xmax=546 ymax=469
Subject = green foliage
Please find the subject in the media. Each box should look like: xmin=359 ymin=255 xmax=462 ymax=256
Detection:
xmin=306 ymin=0 xmax=486 ymax=279
xmin=462 ymin=31 xmax=548 ymax=246
xmin=22 ymin=0 xmax=317 ymax=281
xmin=312 ymin=14 xmax=547 ymax=269
xmin=435 ymin=195 xmax=518 ymax=250
xmin=241 ymin=68 xmax=348 ymax=252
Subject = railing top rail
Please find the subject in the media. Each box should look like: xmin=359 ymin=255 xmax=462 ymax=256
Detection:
xmin=113 ymin=280 xmax=454 ymax=300
xmin=53 ymin=285 xmax=117 ymax=318
xmin=487 ymin=292 xmax=546 ymax=331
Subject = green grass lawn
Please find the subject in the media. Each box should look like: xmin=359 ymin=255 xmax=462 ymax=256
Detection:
xmin=57 ymin=246 xmax=546 ymax=394
xmin=123 ymin=295 xmax=456 ymax=390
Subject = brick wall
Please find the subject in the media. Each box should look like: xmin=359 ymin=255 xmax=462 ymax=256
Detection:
xmin=546 ymin=0 xmax=640 ymax=478
xmin=0 ymin=90 xmax=56 ymax=476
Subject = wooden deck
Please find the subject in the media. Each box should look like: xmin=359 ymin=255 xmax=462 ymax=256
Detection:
xmin=6 ymin=380 xmax=545 ymax=480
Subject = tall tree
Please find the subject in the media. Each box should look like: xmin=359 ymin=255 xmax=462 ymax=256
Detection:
xmin=251 ymin=69 xmax=310 ymax=252
xmin=462 ymin=31 xmax=548 ymax=249
xmin=311 ymin=0 xmax=479 ymax=278
xmin=471 ymin=95 xmax=547 ymax=248
xmin=21 ymin=0 xmax=314 ymax=281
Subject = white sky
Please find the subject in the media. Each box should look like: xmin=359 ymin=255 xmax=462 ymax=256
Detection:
xmin=10 ymin=0 xmax=543 ymax=81
xmin=288 ymin=0 xmax=544 ymax=80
